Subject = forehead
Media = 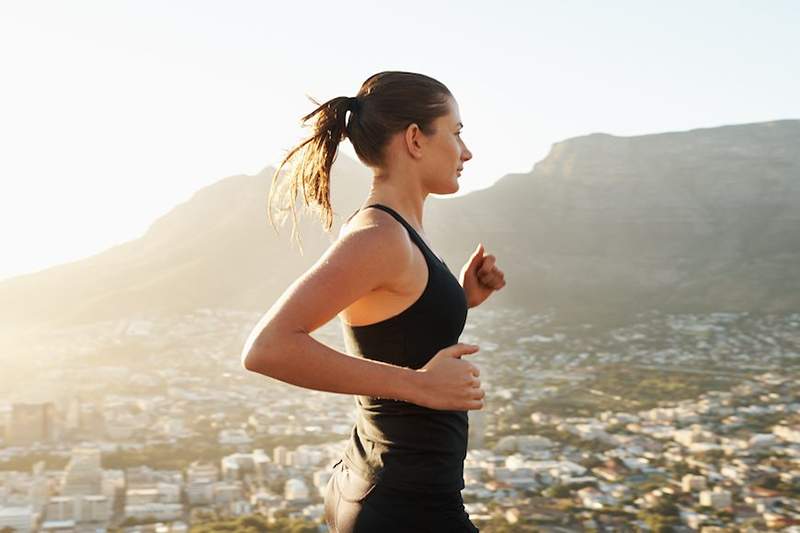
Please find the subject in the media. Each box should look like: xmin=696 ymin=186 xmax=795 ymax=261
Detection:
xmin=439 ymin=97 xmax=462 ymax=126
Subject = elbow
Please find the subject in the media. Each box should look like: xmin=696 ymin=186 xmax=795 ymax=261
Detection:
xmin=242 ymin=327 xmax=301 ymax=373
xmin=243 ymin=347 xmax=273 ymax=374
xmin=241 ymin=351 xmax=262 ymax=373
xmin=241 ymin=329 xmax=280 ymax=373
xmin=242 ymin=343 xmax=276 ymax=374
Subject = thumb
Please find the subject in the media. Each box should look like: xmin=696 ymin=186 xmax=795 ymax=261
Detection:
xmin=468 ymin=243 xmax=485 ymax=267
xmin=449 ymin=343 xmax=480 ymax=358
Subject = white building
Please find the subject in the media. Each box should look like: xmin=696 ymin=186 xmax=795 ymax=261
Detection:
xmin=78 ymin=495 xmax=111 ymax=522
xmin=213 ymin=482 xmax=243 ymax=505
xmin=46 ymin=496 xmax=76 ymax=521
xmin=186 ymin=479 xmax=214 ymax=506
xmin=273 ymin=446 xmax=289 ymax=466
xmin=45 ymin=495 xmax=110 ymax=524
xmin=292 ymin=446 xmax=323 ymax=467
xmin=0 ymin=505 xmax=34 ymax=533
xmin=102 ymin=469 xmax=125 ymax=500
xmin=186 ymin=461 xmax=218 ymax=484
xmin=124 ymin=502 xmax=183 ymax=521
xmin=40 ymin=518 xmax=76 ymax=532
xmin=699 ymin=487 xmax=732 ymax=509
xmin=60 ymin=447 xmax=103 ymax=495
xmin=285 ymin=478 xmax=310 ymax=501
xmin=681 ymin=474 xmax=708 ymax=492
xmin=126 ymin=488 xmax=161 ymax=505
xmin=674 ymin=426 xmax=716 ymax=447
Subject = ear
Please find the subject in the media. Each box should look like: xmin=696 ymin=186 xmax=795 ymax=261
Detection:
xmin=404 ymin=123 xmax=425 ymax=159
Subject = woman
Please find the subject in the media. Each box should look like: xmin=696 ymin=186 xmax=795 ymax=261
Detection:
xmin=241 ymin=71 xmax=506 ymax=532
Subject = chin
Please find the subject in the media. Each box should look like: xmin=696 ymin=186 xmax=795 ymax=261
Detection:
xmin=436 ymin=182 xmax=459 ymax=195
xmin=428 ymin=177 xmax=460 ymax=195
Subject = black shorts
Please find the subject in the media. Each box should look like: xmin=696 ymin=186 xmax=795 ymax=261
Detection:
xmin=323 ymin=460 xmax=479 ymax=532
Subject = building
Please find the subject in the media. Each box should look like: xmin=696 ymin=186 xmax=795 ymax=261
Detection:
xmin=124 ymin=502 xmax=183 ymax=521
xmin=699 ymin=487 xmax=732 ymax=509
xmin=6 ymin=402 xmax=57 ymax=446
xmin=60 ymin=447 xmax=102 ymax=495
xmin=0 ymin=505 xmax=34 ymax=533
xmin=681 ymin=474 xmax=708 ymax=492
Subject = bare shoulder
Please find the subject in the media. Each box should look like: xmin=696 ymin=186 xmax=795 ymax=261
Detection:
xmin=339 ymin=207 xmax=408 ymax=248
xmin=334 ymin=207 xmax=413 ymax=282
xmin=242 ymin=207 xmax=414 ymax=339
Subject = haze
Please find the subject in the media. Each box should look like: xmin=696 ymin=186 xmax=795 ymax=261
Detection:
xmin=0 ymin=0 xmax=797 ymax=281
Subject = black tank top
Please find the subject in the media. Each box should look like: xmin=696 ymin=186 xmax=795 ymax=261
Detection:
xmin=339 ymin=203 xmax=470 ymax=494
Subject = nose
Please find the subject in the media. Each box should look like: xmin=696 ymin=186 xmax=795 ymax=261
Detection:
xmin=462 ymin=147 xmax=473 ymax=162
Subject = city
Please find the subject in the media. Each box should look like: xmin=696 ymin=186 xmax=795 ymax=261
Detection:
xmin=1 ymin=307 xmax=798 ymax=531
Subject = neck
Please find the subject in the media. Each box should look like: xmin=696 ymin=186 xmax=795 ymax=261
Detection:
xmin=364 ymin=174 xmax=429 ymax=231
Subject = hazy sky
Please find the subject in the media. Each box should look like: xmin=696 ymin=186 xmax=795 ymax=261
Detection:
xmin=1 ymin=1 xmax=797 ymax=281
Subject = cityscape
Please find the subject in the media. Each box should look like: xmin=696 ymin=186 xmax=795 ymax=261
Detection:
xmin=2 ymin=306 xmax=798 ymax=531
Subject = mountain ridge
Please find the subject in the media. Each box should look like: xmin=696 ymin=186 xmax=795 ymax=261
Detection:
xmin=1 ymin=119 xmax=798 ymax=340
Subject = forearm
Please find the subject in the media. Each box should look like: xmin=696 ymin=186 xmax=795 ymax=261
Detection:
xmin=242 ymin=331 xmax=419 ymax=402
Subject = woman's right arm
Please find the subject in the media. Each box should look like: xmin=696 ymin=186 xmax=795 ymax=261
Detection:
xmin=240 ymin=218 xmax=421 ymax=401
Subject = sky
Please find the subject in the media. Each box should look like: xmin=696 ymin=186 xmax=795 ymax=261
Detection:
xmin=0 ymin=1 xmax=798 ymax=281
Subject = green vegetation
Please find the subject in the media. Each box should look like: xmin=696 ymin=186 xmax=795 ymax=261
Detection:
xmin=99 ymin=433 xmax=338 ymax=471
xmin=0 ymin=453 xmax=68 ymax=472
xmin=189 ymin=513 xmax=318 ymax=533
xmin=528 ymin=364 xmax=742 ymax=417
xmin=119 ymin=515 xmax=161 ymax=527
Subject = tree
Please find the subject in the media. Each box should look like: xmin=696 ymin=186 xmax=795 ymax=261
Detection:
xmin=543 ymin=484 xmax=573 ymax=498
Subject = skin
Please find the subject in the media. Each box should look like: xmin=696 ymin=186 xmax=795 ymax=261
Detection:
xmin=341 ymin=95 xmax=505 ymax=324
xmin=241 ymin=95 xmax=506 ymax=412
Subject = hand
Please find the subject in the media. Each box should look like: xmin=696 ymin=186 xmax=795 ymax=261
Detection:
xmin=460 ymin=243 xmax=506 ymax=308
xmin=412 ymin=343 xmax=484 ymax=411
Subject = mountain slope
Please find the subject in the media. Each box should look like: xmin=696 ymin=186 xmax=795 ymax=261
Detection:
xmin=1 ymin=119 xmax=798 ymax=339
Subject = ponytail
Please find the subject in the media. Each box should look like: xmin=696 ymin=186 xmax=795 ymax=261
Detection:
xmin=267 ymin=95 xmax=354 ymax=253
xmin=267 ymin=72 xmax=452 ymax=253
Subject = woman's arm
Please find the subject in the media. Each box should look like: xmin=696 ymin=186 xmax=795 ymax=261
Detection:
xmin=241 ymin=211 xmax=418 ymax=401
xmin=242 ymin=324 xmax=419 ymax=402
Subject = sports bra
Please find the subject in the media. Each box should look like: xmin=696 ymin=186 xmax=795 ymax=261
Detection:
xmin=338 ymin=203 xmax=470 ymax=493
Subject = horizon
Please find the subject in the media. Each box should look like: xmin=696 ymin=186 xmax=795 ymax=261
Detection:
xmin=1 ymin=0 xmax=798 ymax=281
xmin=2 ymin=116 xmax=797 ymax=284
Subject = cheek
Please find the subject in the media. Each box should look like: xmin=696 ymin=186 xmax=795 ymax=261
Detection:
xmin=448 ymin=139 xmax=460 ymax=158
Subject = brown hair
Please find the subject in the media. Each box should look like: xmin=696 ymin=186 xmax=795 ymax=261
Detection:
xmin=267 ymin=71 xmax=453 ymax=252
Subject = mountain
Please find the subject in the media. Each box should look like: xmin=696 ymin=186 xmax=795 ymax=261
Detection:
xmin=426 ymin=119 xmax=800 ymax=321
xmin=1 ymin=119 xmax=798 ymax=341
xmin=0 ymin=155 xmax=371 ymax=339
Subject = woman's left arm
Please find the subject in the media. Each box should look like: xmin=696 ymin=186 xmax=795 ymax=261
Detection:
xmin=459 ymin=243 xmax=507 ymax=308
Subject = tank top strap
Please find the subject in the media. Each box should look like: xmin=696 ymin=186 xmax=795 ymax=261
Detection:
xmin=364 ymin=204 xmax=418 ymax=236
xmin=363 ymin=204 xmax=446 ymax=265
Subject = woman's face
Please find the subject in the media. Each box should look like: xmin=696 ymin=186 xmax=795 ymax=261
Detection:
xmin=421 ymin=96 xmax=473 ymax=194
